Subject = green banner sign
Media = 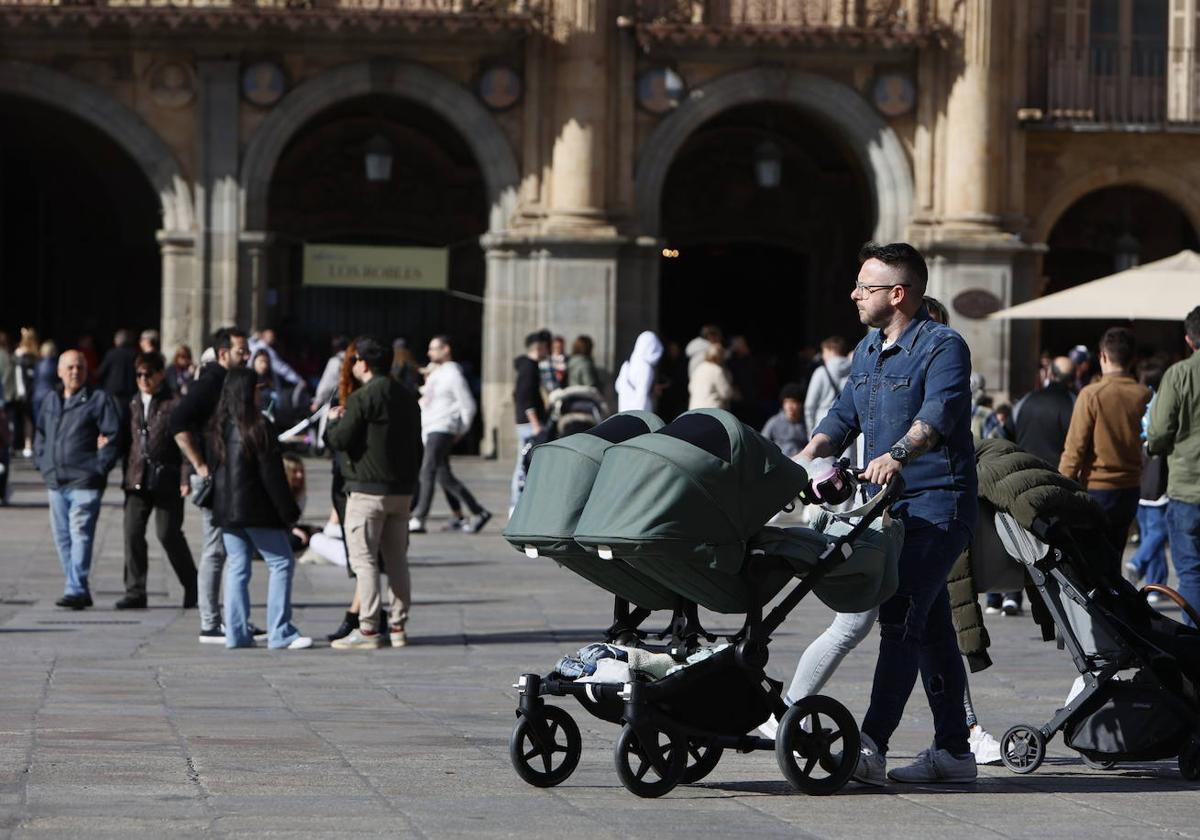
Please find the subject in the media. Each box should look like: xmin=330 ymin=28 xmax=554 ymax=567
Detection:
xmin=302 ymin=244 xmax=448 ymax=291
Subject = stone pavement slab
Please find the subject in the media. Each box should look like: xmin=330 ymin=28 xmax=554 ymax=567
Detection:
xmin=0 ymin=456 xmax=1197 ymax=839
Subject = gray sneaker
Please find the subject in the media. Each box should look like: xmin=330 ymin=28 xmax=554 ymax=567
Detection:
xmin=887 ymin=744 xmax=978 ymax=784
xmin=853 ymin=732 xmax=888 ymax=786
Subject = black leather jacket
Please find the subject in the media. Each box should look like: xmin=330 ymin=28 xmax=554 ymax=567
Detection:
xmin=211 ymin=419 xmax=299 ymax=529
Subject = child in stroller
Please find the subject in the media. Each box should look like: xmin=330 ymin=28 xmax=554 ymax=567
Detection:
xmin=503 ymin=408 xmax=905 ymax=797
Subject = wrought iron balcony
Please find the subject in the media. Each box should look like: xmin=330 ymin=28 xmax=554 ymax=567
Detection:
xmin=630 ymin=0 xmax=948 ymax=47
xmin=1024 ymin=40 xmax=1199 ymax=127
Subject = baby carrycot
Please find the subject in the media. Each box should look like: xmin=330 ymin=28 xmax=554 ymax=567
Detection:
xmin=503 ymin=411 xmax=679 ymax=632
xmin=509 ymin=409 xmax=906 ymax=798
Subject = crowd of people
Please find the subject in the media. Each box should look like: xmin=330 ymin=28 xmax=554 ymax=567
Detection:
xmin=0 ymin=323 xmax=498 ymax=652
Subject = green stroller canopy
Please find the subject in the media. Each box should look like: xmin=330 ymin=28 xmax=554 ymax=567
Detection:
xmin=574 ymin=408 xmax=810 ymax=574
xmin=501 ymin=411 xmax=676 ymax=610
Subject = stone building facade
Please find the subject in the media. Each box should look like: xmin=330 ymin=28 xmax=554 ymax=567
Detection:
xmin=2 ymin=0 xmax=1198 ymax=455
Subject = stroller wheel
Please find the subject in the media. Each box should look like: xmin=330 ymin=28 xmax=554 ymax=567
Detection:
xmin=509 ymin=705 xmax=582 ymax=788
xmin=680 ymin=737 xmax=724 ymax=784
xmin=614 ymin=723 xmax=686 ymax=798
xmin=1180 ymin=736 xmax=1200 ymax=781
xmin=1079 ymin=752 xmax=1116 ymax=771
xmin=776 ymin=695 xmax=860 ymax=796
xmin=1000 ymin=724 xmax=1046 ymax=775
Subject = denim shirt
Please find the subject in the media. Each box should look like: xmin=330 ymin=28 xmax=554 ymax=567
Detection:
xmin=814 ymin=309 xmax=978 ymax=533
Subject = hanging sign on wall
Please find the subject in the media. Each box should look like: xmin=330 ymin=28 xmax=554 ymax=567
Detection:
xmin=302 ymin=244 xmax=449 ymax=291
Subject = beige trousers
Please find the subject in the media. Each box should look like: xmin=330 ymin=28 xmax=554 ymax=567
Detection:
xmin=344 ymin=492 xmax=411 ymax=633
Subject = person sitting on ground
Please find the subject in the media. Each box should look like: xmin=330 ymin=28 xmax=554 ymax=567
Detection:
xmin=761 ymin=383 xmax=808 ymax=458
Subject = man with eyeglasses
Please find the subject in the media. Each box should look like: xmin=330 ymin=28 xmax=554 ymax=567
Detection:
xmin=34 ymin=349 xmax=121 ymax=610
xmin=796 ymin=242 xmax=978 ymax=785
xmin=116 ymin=351 xmax=196 ymax=610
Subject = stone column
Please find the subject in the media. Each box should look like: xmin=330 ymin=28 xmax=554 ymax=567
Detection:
xmin=197 ymin=59 xmax=241 ymax=331
xmin=238 ymin=231 xmax=274 ymax=334
xmin=919 ymin=0 xmax=1038 ymax=399
xmin=158 ymin=231 xmax=204 ymax=355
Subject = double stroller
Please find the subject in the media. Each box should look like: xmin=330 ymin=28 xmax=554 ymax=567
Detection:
xmin=970 ymin=440 xmax=1200 ymax=779
xmin=503 ymin=408 xmax=904 ymax=797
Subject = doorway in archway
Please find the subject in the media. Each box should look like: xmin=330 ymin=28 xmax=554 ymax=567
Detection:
xmin=267 ymin=94 xmax=488 ymax=434
xmin=1042 ymin=185 xmax=1198 ymax=359
xmin=657 ymin=102 xmax=872 ymax=425
xmin=0 ymin=94 xmax=161 ymax=351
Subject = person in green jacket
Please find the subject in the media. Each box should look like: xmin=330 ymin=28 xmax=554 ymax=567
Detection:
xmin=566 ymin=335 xmax=601 ymax=390
xmin=1146 ymin=305 xmax=1200 ymax=627
xmin=324 ymin=336 xmax=422 ymax=649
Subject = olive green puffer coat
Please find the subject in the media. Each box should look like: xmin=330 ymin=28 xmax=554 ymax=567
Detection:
xmin=949 ymin=438 xmax=1107 ymax=668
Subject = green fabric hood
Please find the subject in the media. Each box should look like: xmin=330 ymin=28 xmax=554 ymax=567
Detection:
xmin=573 ymin=409 xmax=810 ymax=573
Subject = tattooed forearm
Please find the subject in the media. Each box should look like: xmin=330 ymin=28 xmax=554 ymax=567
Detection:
xmin=899 ymin=419 xmax=941 ymax=458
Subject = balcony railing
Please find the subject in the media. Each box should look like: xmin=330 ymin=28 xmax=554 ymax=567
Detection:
xmin=1026 ymin=41 xmax=1200 ymax=127
xmin=632 ymin=0 xmax=946 ymax=46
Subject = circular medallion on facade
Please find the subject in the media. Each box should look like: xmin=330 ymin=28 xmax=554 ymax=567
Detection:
xmin=953 ymin=288 xmax=1003 ymax=320
xmin=477 ymin=66 xmax=522 ymax=112
xmin=242 ymin=61 xmax=287 ymax=108
xmin=871 ymin=73 xmax=916 ymax=118
xmin=636 ymin=67 xmax=686 ymax=114
xmin=148 ymin=60 xmax=196 ymax=109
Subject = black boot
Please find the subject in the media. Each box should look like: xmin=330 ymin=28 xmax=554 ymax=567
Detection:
xmin=327 ymin=610 xmax=359 ymax=642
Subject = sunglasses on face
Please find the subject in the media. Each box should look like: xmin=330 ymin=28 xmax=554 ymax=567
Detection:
xmin=136 ymin=371 xmax=157 ymax=379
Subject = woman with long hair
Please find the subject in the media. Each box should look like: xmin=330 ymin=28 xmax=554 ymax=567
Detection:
xmin=209 ymin=367 xmax=311 ymax=649
xmin=13 ymin=326 xmax=39 ymax=457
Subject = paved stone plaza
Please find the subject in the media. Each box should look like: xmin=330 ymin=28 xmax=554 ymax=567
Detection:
xmin=0 ymin=456 xmax=1197 ymax=838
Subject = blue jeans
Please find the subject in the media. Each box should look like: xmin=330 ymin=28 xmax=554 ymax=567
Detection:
xmin=48 ymin=487 xmax=103 ymax=597
xmin=221 ymin=526 xmax=302 ymax=649
xmin=509 ymin=423 xmax=535 ymax=510
xmin=1166 ymin=500 xmax=1200 ymax=628
xmin=862 ymin=521 xmax=972 ymax=756
xmin=1130 ymin=504 xmax=1169 ymax=586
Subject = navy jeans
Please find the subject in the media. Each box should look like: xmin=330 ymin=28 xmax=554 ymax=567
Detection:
xmin=1167 ymin=500 xmax=1200 ymax=628
xmin=862 ymin=521 xmax=972 ymax=757
xmin=1088 ymin=487 xmax=1140 ymax=577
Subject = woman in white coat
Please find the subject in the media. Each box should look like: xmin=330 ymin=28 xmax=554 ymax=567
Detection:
xmin=615 ymin=331 xmax=662 ymax=413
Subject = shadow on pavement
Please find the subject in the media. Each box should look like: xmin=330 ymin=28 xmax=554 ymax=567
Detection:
xmin=414 ymin=628 xmax=606 ymax=646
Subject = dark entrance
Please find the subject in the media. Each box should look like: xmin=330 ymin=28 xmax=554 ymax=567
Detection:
xmin=658 ymin=102 xmax=872 ymax=412
xmin=267 ymin=94 xmax=488 ymax=377
xmin=0 ymin=95 xmax=161 ymax=350
xmin=1042 ymin=185 xmax=1198 ymax=357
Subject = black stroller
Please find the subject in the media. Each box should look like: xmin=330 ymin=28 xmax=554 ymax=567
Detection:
xmin=503 ymin=408 xmax=904 ymax=797
xmin=971 ymin=442 xmax=1200 ymax=779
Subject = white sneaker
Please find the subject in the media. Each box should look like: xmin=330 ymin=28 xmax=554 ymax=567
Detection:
xmin=756 ymin=715 xmax=779 ymax=740
xmin=286 ymin=636 xmax=313 ymax=650
xmin=1146 ymin=591 xmax=1163 ymax=605
xmin=408 ymin=517 xmax=425 ymax=534
xmin=853 ymin=732 xmax=888 ymax=786
xmin=968 ymin=726 xmax=1003 ymax=765
xmin=888 ymin=743 xmax=977 ymax=783
xmin=1002 ymin=598 xmax=1022 ymax=616
xmin=21 ymin=447 xmax=32 ymax=458
xmin=984 ymin=605 xmax=1001 ymax=616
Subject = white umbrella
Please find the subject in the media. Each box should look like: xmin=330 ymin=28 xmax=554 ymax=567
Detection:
xmin=988 ymin=249 xmax=1200 ymax=321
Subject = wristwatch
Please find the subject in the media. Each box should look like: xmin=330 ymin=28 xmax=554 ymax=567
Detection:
xmin=888 ymin=442 xmax=911 ymax=465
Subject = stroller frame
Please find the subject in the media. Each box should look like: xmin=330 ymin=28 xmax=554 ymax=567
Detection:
xmin=995 ymin=514 xmax=1200 ymax=778
xmin=509 ymin=479 xmax=905 ymax=798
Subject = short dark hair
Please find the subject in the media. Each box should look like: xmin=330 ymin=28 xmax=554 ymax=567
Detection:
xmin=1138 ymin=357 xmax=1167 ymax=390
xmin=431 ymin=334 xmax=452 ymax=350
xmin=212 ymin=327 xmax=247 ymax=352
xmin=135 ymin=351 xmax=165 ymax=374
xmin=353 ymin=335 xmax=389 ymax=374
xmin=331 ymin=335 xmax=349 ymax=353
xmin=820 ymin=335 xmax=849 ymax=355
xmin=525 ymin=330 xmax=550 ymax=349
xmin=858 ymin=241 xmax=929 ymax=294
xmin=780 ymin=383 xmax=805 ymax=403
xmin=1100 ymin=326 xmax=1136 ymax=369
xmin=1186 ymin=305 xmax=1200 ymax=346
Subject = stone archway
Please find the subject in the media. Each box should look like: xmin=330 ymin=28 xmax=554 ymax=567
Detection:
xmin=0 ymin=61 xmax=198 ymax=348
xmin=240 ymin=60 xmax=520 ymax=236
xmin=635 ymin=67 xmax=914 ymax=243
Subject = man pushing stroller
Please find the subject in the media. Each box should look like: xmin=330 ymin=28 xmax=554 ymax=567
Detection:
xmin=798 ymin=242 xmax=980 ymax=785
